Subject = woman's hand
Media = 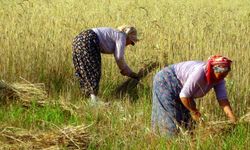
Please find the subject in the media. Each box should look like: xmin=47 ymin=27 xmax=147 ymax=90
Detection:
xmin=218 ymin=99 xmax=237 ymax=124
xmin=191 ymin=110 xmax=202 ymax=122
xmin=229 ymin=116 xmax=237 ymax=124
xmin=120 ymin=69 xmax=130 ymax=76
xmin=180 ymin=97 xmax=201 ymax=121
xmin=129 ymin=72 xmax=140 ymax=81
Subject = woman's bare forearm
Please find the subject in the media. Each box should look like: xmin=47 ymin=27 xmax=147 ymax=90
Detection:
xmin=218 ymin=99 xmax=236 ymax=122
xmin=180 ymin=97 xmax=198 ymax=112
xmin=180 ymin=97 xmax=201 ymax=121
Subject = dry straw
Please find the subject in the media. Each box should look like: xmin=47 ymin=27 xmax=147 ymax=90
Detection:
xmin=0 ymin=125 xmax=90 ymax=149
xmin=0 ymin=79 xmax=47 ymax=106
xmin=179 ymin=110 xmax=250 ymax=140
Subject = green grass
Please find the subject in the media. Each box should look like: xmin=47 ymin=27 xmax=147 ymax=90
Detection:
xmin=0 ymin=102 xmax=80 ymax=129
xmin=0 ymin=0 xmax=250 ymax=149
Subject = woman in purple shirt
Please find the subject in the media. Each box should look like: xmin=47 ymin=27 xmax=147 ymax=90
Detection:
xmin=72 ymin=25 xmax=139 ymax=102
xmin=151 ymin=55 xmax=236 ymax=137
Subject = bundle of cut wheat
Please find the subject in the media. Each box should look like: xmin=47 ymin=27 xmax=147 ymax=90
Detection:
xmin=187 ymin=111 xmax=250 ymax=140
xmin=0 ymin=80 xmax=17 ymax=100
xmin=239 ymin=109 xmax=250 ymax=122
xmin=0 ymin=79 xmax=47 ymax=106
xmin=0 ymin=125 xmax=90 ymax=149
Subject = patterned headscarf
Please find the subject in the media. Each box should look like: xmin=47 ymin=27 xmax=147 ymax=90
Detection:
xmin=117 ymin=25 xmax=139 ymax=45
xmin=206 ymin=55 xmax=232 ymax=84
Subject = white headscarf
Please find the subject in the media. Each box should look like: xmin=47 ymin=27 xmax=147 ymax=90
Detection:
xmin=117 ymin=25 xmax=139 ymax=43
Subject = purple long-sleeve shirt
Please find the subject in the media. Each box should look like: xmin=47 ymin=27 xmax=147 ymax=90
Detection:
xmin=92 ymin=27 xmax=132 ymax=76
xmin=172 ymin=61 xmax=228 ymax=100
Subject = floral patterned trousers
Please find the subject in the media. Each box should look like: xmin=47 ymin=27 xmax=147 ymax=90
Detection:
xmin=72 ymin=30 xmax=101 ymax=96
xmin=151 ymin=66 xmax=194 ymax=137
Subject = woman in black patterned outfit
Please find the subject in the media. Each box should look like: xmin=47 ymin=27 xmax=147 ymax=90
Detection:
xmin=72 ymin=25 xmax=139 ymax=103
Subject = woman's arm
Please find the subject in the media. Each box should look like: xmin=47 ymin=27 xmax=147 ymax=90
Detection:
xmin=180 ymin=97 xmax=201 ymax=121
xmin=218 ymin=99 xmax=236 ymax=123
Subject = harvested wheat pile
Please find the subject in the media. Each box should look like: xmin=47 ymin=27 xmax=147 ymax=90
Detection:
xmin=0 ymin=80 xmax=16 ymax=100
xmin=191 ymin=120 xmax=235 ymax=139
xmin=239 ymin=109 xmax=250 ymax=122
xmin=188 ymin=111 xmax=250 ymax=139
xmin=0 ymin=79 xmax=47 ymax=107
xmin=0 ymin=125 xmax=90 ymax=149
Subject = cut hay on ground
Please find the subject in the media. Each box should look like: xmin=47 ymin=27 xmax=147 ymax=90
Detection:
xmin=0 ymin=79 xmax=47 ymax=107
xmin=0 ymin=80 xmax=79 ymax=114
xmin=0 ymin=125 xmax=90 ymax=149
xmin=239 ymin=109 xmax=250 ymax=122
xmin=183 ymin=111 xmax=250 ymax=140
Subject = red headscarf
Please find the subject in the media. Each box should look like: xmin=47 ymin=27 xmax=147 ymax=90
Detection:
xmin=206 ymin=55 xmax=232 ymax=84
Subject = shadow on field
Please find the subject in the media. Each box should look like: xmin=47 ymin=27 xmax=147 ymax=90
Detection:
xmin=112 ymin=61 xmax=160 ymax=102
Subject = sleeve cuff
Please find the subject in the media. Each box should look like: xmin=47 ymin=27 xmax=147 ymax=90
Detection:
xmin=179 ymin=92 xmax=191 ymax=98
